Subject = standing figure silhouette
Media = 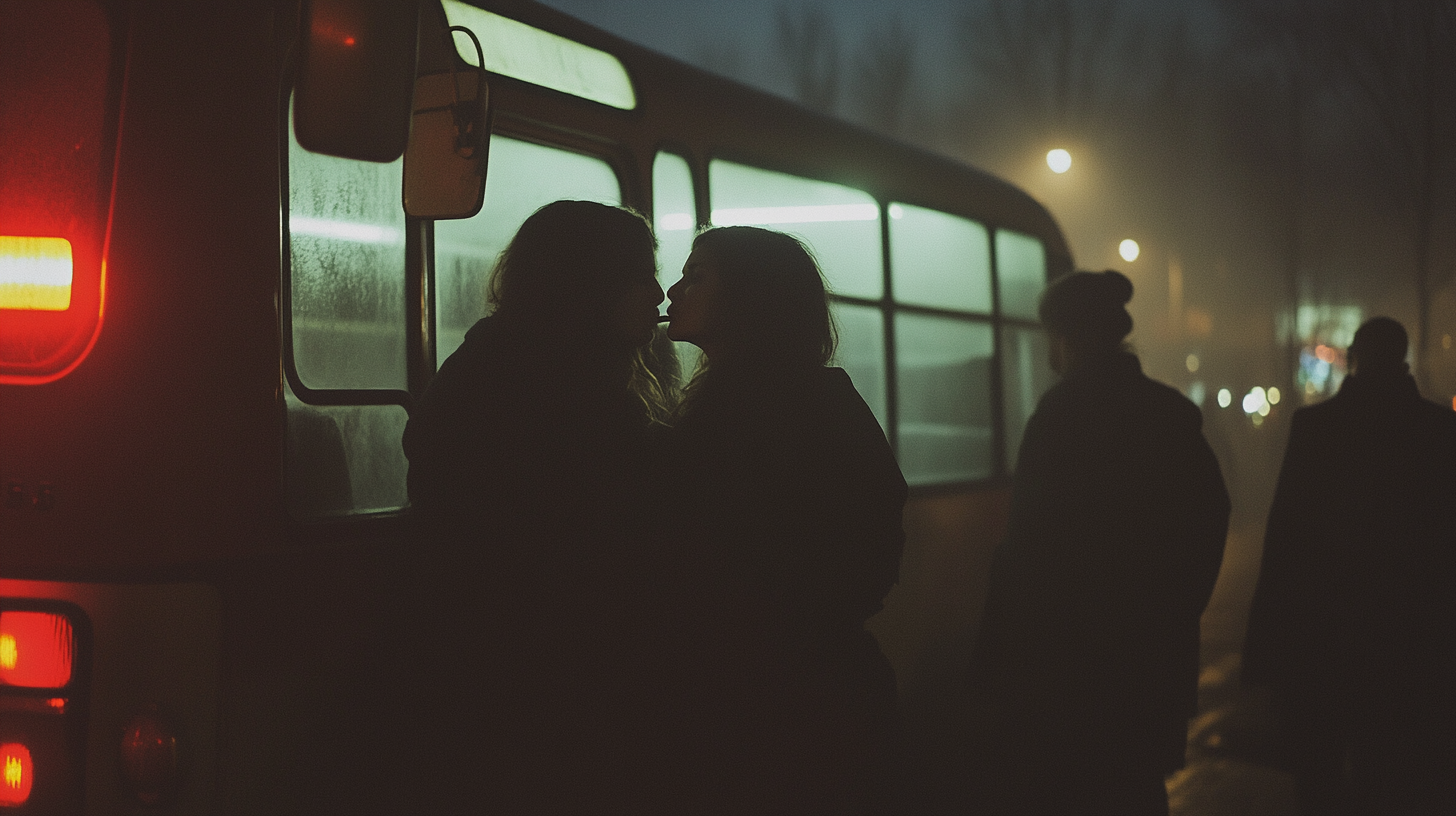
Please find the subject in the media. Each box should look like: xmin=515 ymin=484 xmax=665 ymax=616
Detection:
xmin=401 ymin=200 xmax=670 ymax=813
xmin=1243 ymin=316 xmax=1456 ymax=815
xmin=664 ymin=226 xmax=907 ymax=815
xmin=968 ymin=269 xmax=1229 ymax=816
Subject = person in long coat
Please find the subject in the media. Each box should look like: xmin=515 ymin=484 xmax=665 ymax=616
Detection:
xmin=400 ymin=200 xmax=670 ymax=813
xmin=968 ymin=269 xmax=1229 ymax=816
xmin=1242 ymin=316 xmax=1456 ymax=815
xmin=663 ymin=226 xmax=907 ymax=814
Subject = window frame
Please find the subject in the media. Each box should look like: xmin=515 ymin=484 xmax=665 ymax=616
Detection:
xmin=279 ymin=94 xmax=636 ymax=518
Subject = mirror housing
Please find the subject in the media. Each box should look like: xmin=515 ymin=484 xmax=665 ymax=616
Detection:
xmin=403 ymin=67 xmax=488 ymax=219
xmin=294 ymin=0 xmax=418 ymax=163
xmin=403 ymin=9 xmax=489 ymax=220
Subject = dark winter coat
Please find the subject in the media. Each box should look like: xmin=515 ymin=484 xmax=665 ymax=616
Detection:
xmin=1243 ymin=371 xmax=1456 ymax=757
xmin=970 ymin=350 xmax=1229 ymax=774
xmin=400 ymin=315 xmax=667 ymax=813
xmin=668 ymin=364 xmax=907 ymax=811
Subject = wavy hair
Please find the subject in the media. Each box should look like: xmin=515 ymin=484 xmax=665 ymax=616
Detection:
xmin=485 ymin=200 xmax=671 ymax=423
xmin=676 ymin=226 xmax=837 ymax=416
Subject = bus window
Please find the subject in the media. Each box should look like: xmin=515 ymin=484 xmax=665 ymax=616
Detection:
xmin=284 ymin=387 xmax=410 ymax=517
xmin=434 ymin=136 xmax=620 ymax=361
xmin=995 ymin=229 xmax=1047 ymax=321
xmin=888 ymin=203 xmax=992 ymax=314
xmin=652 ymin=151 xmax=701 ymax=379
xmin=441 ymin=0 xmax=636 ymax=110
xmin=895 ymin=314 xmax=995 ymax=485
xmin=832 ymin=303 xmax=888 ymax=432
xmin=653 ymin=152 xmax=695 ymax=293
xmin=287 ymin=111 xmax=407 ymax=391
xmin=708 ymin=160 xmax=882 ymax=300
xmin=1000 ymin=324 xmax=1055 ymax=471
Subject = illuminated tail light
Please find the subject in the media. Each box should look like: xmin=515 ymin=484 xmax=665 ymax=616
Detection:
xmin=0 ymin=603 xmax=89 ymax=812
xmin=0 ymin=612 xmax=74 ymax=689
xmin=0 ymin=743 xmax=34 ymax=807
xmin=0 ymin=0 xmax=117 ymax=384
xmin=0 ymin=237 xmax=73 ymax=311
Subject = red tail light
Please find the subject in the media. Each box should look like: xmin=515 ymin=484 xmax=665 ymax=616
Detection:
xmin=0 ymin=743 xmax=33 ymax=807
xmin=0 ymin=0 xmax=117 ymax=384
xmin=0 ymin=612 xmax=74 ymax=689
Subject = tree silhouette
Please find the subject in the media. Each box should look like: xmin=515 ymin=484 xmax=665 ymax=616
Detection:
xmin=854 ymin=14 xmax=916 ymax=137
xmin=774 ymin=3 xmax=840 ymax=114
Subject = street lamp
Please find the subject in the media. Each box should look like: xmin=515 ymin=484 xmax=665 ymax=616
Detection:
xmin=1046 ymin=148 xmax=1071 ymax=174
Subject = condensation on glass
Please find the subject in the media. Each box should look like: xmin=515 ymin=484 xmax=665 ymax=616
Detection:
xmin=1000 ymin=324 xmax=1055 ymax=471
xmin=995 ymin=229 xmax=1046 ymax=321
xmin=708 ymin=160 xmax=882 ymax=300
xmin=434 ymin=136 xmax=620 ymax=360
xmin=284 ymin=384 xmax=410 ymax=518
xmin=441 ymin=0 xmax=636 ymax=110
xmin=288 ymin=103 xmax=407 ymax=391
xmin=832 ymin=303 xmax=887 ymax=433
xmin=888 ymin=202 xmax=992 ymax=313
xmin=894 ymin=314 xmax=994 ymax=486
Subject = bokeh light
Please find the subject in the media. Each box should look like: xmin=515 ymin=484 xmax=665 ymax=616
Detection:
xmin=1046 ymin=148 xmax=1071 ymax=173
xmin=1119 ymin=239 xmax=1140 ymax=262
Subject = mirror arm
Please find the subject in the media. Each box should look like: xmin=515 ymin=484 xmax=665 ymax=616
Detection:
xmin=447 ymin=26 xmax=485 ymax=158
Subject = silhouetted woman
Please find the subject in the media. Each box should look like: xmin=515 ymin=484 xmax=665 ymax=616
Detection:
xmin=664 ymin=226 xmax=907 ymax=814
xmin=968 ymin=270 xmax=1229 ymax=816
xmin=401 ymin=200 xmax=669 ymax=813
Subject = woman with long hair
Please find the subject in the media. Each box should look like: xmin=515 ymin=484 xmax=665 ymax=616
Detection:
xmin=968 ymin=270 xmax=1229 ymax=816
xmin=664 ymin=226 xmax=907 ymax=814
xmin=401 ymin=199 xmax=669 ymax=813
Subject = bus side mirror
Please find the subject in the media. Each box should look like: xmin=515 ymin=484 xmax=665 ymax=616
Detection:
xmin=294 ymin=0 xmax=418 ymax=163
xmin=403 ymin=65 xmax=489 ymax=219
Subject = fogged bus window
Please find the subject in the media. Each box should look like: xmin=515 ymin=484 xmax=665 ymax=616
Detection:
xmin=288 ymin=107 xmax=407 ymax=391
xmin=1001 ymin=324 xmax=1055 ymax=471
xmin=834 ymin=303 xmax=887 ymax=432
xmin=286 ymin=110 xmax=411 ymax=518
xmin=284 ymin=384 xmax=410 ymax=517
xmin=708 ymin=160 xmax=882 ymax=299
xmin=435 ymin=136 xmax=620 ymax=360
xmin=889 ymin=203 xmax=992 ymax=313
xmin=895 ymin=314 xmax=994 ymax=485
xmin=995 ymin=229 xmax=1046 ymax=321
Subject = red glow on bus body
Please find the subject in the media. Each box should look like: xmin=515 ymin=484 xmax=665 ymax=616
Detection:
xmin=0 ymin=0 xmax=115 ymax=385
xmin=0 ymin=611 xmax=75 ymax=689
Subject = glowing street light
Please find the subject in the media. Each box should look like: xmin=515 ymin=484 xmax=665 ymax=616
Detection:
xmin=1046 ymin=148 xmax=1071 ymax=174
xmin=1119 ymin=239 xmax=1140 ymax=262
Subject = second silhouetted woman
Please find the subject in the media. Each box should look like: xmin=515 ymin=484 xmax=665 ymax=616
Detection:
xmin=664 ymin=226 xmax=907 ymax=815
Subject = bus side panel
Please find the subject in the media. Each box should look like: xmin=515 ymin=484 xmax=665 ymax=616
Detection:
xmin=0 ymin=579 xmax=222 ymax=814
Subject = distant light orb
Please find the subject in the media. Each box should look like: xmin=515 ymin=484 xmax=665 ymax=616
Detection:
xmin=1217 ymin=388 xmax=1232 ymax=408
xmin=1046 ymin=149 xmax=1072 ymax=174
xmin=1119 ymin=239 xmax=1140 ymax=262
xmin=1185 ymin=354 xmax=1200 ymax=373
xmin=1267 ymin=387 xmax=1281 ymax=405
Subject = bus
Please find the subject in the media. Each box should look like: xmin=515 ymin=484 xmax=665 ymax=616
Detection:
xmin=1 ymin=0 xmax=1071 ymax=811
